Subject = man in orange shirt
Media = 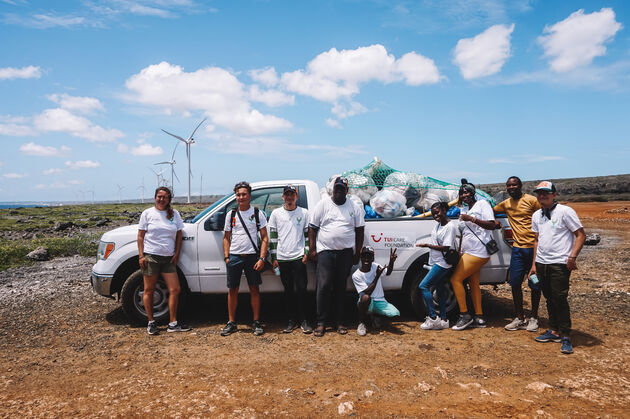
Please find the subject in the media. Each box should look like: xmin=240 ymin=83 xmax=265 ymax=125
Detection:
xmin=494 ymin=176 xmax=542 ymax=332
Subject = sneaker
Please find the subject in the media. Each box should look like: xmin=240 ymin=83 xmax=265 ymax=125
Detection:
xmin=452 ymin=314 xmax=473 ymax=331
xmin=300 ymin=320 xmax=313 ymax=334
xmin=560 ymin=337 xmax=574 ymax=354
xmin=220 ymin=321 xmax=237 ymax=336
xmin=252 ymin=320 xmax=264 ymax=336
xmin=420 ymin=316 xmax=442 ymax=330
xmin=357 ymin=322 xmax=367 ymax=336
xmin=535 ymin=329 xmax=562 ymax=343
xmin=526 ymin=317 xmax=539 ymax=332
xmin=439 ymin=318 xmax=450 ymax=329
xmin=147 ymin=321 xmax=159 ymax=335
xmin=283 ymin=320 xmax=297 ymax=334
xmin=167 ymin=322 xmax=192 ymax=333
xmin=505 ymin=318 xmax=527 ymax=331
xmin=471 ymin=316 xmax=487 ymax=328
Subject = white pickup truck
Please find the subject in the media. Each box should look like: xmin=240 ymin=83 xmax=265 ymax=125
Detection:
xmin=91 ymin=180 xmax=513 ymax=324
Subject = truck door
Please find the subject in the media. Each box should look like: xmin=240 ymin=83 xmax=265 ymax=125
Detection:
xmin=197 ymin=186 xmax=305 ymax=293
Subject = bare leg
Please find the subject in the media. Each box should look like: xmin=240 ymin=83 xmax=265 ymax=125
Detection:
xmin=249 ymin=285 xmax=260 ymax=321
xmin=161 ymin=272 xmax=181 ymax=324
xmin=143 ymin=275 xmax=158 ymax=322
xmin=228 ymin=288 xmax=239 ymax=322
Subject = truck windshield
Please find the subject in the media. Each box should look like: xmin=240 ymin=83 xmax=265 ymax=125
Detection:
xmin=187 ymin=194 xmax=232 ymax=223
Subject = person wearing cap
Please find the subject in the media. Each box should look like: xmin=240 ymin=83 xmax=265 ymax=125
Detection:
xmin=352 ymin=247 xmax=399 ymax=336
xmin=221 ymin=181 xmax=269 ymax=337
xmin=493 ymin=176 xmax=542 ymax=332
xmin=450 ymin=181 xmax=499 ymax=331
xmin=268 ymin=185 xmax=313 ymax=334
xmin=308 ymin=176 xmax=365 ymax=337
xmin=529 ymin=181 xmax=585 ymax=354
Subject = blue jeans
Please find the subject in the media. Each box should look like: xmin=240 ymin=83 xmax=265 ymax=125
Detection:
xmin=419 ymin=265 xmax=452 ymax=319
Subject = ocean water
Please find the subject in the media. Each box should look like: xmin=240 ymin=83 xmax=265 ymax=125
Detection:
xmin=0 ymin=203 xmax=52 ymax=209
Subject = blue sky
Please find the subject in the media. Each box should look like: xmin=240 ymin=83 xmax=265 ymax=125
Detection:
xmin=1 ymin=0 xmax=629 ymax=202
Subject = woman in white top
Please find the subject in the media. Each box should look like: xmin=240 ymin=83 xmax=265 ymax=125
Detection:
xmin=137 ymin=187 xmax=190 ymax=335
xmin=450 ymin=181 xmax=498 ymax=331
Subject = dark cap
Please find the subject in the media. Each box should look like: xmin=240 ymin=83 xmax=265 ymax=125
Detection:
xmin=533 ymin=181 xmax=556 ymax=193
xmin=333 ymin=176 xmax=348 ymax=190
xmin=360 ymin=246 xmax=375 ymax=255
xmin=283 ymin=185 xmax=297 ymax=194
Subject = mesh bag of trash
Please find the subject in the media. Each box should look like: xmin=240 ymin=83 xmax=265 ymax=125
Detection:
xmin=342 ymin=157 xmax=396 ymax=189
xmin=382 ymin=172 xmax=425 ymax=209
xmin=346 ymin=172 xmax=377 ymax=203
xmin=420 ymin=188 xmax=452 ymax=211
xmin=369 ymin=189 xmax=407 ymax=218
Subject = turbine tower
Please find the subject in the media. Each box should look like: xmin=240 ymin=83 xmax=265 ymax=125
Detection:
xmin=155 ymin=143 xmax=180 ymax=196
xmin=138 ymin=178 xmax=145 ymax=204
xmin=116 ymin=184 xmax=124 ymax=204
xmin=150 ymin=167 xmax=165 ymax=188
xmin=161 ymin=118 xmax=206 ymax=203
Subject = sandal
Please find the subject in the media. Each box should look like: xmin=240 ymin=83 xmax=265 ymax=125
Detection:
xmin=314 ymin=325 xmax=325 ymax=337
xmin=336 ymin=325 xmax=348 ymax=335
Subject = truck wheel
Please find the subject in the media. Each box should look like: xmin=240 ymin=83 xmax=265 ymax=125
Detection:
xmin=409 ymin=269 xmax=459 ymax=319
xmin=121 ymin=270 xmax=171 ymax=325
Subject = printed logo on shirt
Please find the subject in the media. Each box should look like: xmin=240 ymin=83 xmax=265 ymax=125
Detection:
xmin=296 ymin=216 xmax=302 ymax=225
xmin=248 ymin=214 xmax=256 ymax=223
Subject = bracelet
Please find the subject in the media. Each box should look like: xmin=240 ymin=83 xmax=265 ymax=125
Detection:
xmin=568 ymin=256 xmax=577 ymax=259
xmin=259 ymin=257 xmax=265 ymax=261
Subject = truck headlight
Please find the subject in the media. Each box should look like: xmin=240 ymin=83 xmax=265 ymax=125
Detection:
xmin=97 ymin=241 xmax=115 ymax=260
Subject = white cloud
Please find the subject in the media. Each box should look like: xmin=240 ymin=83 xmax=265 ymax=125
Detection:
xmin=34 ymin=108 xmax=123 ymax=142
xmin=67 ymin=179 xmax=85 ymax=185
xmin=249 ymin=67 xmax=279 ymax=87
xmin=118 ymin=140 xmax=163 ymax=156
xmin=207 ymin=133 xmax=366 ymax=157
xmin=0 ymin=65 xmax=42 ymax=80
xmin=325 ymin=118 xmax=342 ymax=129
xmin=0 ymin=116 xmax=38 ymax=136
xmin=281 ymin=44 xmax=440 ymax=103
xmin=47 ymin=93 xmax=104 ymax=114
xmin=538 ymin=8 xmax=622 ymax=73
xmin=3 ymin=13 xmax=87 ymax=29
xmin=125 ymin=61 xmax=292 ymax=135
xmin=3 ymin=173 xmax=28 ymax=179
xmin=331 ymin=101 xmax=368 ymax=119
xmin=19 ymin=142 xmax=71 ymax=157
xmin=65 ymin=160 xmax=100 ymax=170
xmin=454 ymin=24 xmax=515 ymax=80
xmin=248 ymin=85 xmax=295 ymax=107
xmin=43 ymin=168 xmax=64 ymax=175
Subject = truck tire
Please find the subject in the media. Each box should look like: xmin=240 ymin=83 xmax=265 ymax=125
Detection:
xmin=121 ymin=270 xmax=187 ymax=325
xmin=408 ymin=267 xmax=459 ymax=319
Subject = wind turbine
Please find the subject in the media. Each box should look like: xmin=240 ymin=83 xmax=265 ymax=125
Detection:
xmin=86 ymin=186 xmax=95 ymax=204
xmin=138 ymin=178 xmax=145 ymax=204
xmin=150 ymin=167 xmax=165 ymax=188
xmin=116 ymin=184 xmax=124 ymax=204
xmin=161 ymin=118 xmax=206 ymax=203
xmin=155 ymin=143 xmax=180 ymax=196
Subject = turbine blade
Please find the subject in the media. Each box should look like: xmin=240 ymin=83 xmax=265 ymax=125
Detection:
xmin=173 ymin=170 xmax=180 ymax=182
xmin=161 ymin=129 xmax=187 ymax=143
xmin=187 ymin=118 xmax=207 ymax=141
xmin=171 ymin=141 xmax=180 ymax=160
xmin=155 ymin=162 xmax=170 ymax=165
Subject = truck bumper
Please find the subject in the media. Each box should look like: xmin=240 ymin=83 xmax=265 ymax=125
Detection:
xmin=91 ymin=271 xmax=114 ymax=296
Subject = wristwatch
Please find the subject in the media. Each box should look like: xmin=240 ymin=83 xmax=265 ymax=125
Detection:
xmin=258 ymin=257 xmax=265 ymax=261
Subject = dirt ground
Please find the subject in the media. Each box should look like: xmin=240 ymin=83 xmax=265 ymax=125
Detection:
xmin=1 ymin=201 xmax=629 ymax=418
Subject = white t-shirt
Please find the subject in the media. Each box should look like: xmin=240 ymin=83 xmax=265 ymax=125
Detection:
xmin=223 ymin=206 xmax=268 ymax=255
xmin=532 ymin=204 xmax=583 ymax=264
xmin=138 ymin=207 xmax=184 ymax=257
xmin=429 ymin=221 xmax=458 ymax=268
xmin=309 ymin=195 xmax=365 ymax=252
xmin=268 ymin=206 xmax=309 ymax=261
xmin=459 ymin=199 xmax=495 ymax=258
xmin=352 ymin=262 xmax=385 ymax=301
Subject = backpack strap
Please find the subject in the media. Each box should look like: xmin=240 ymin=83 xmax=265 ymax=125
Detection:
xmin=254 ymin=207 xmax=260 ymax=231
xmin=230 ymin=208 xmax=237 ymax=231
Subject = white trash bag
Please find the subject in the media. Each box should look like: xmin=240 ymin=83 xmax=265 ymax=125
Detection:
xmin=346 ymin=172 xmax=377 ymax=204
xmin=383 ymin=172 xmax=424 ymax=209
xmin=369 ymin=190 xmax=407 ymax=218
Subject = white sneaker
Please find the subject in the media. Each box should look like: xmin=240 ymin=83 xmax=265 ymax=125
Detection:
xmin=420 ymin=316 xmax=442 ymax=330
xmin=505 ymin=318 xmax=527 ymax=331
xmin=439 ymin=318 xmax=450 ymax=329
xmin=357 ymin=323 xmax=367 ymax=336
xmin=526 ymin=317 xmax=539 ymax=332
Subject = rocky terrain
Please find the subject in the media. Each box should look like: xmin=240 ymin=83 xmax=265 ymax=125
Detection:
xmin=0 ymin=202 xmax=629 ymax=417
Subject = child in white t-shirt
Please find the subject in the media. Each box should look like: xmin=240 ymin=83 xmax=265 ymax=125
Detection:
xmin=352 ymin=247 xmax=400 ymax=336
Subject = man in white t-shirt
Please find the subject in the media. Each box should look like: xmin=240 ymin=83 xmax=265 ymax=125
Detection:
xmin=529 ymin=181 xmax=585 ymax=354
xmin=221 ymin=181 xmax=269 ymax=337
xmin=308 ymin=177 xmax=365 ymax=337
xmin=268 ymin=185 xmax=312 ymax=334
xmin=352 ymin=247 xmax=399 ymax=336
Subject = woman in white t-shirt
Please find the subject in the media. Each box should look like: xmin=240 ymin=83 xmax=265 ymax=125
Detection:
xmin=137 ymin=187 xmax=190 ymax=335
xmin=450 ymin=182 xmax=498 ymax=331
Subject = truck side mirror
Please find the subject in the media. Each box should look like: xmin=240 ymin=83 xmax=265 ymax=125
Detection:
xmin=204 ymin=211 xmax=226 ymax=231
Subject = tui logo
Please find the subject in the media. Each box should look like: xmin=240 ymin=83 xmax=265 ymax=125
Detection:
xmin=371 ymin=233 xmax=383 ymax=243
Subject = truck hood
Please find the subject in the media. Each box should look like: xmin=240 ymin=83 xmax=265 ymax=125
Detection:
xmin=100 ymin=224 xmax=139 ymax=245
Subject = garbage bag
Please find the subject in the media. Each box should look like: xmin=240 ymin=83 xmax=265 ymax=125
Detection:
xmin=369 ymin=190 xmax=407 ymax=218
xmin=420 ymin=188 xmax=451 ymax=211
xmin=383 ymin=172 xmax=424 ymax=209
xmin=346 ymin=172 xmax=377 ymax=204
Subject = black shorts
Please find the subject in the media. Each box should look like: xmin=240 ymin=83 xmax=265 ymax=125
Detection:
xmin=226 ymin=254 xmax=262 ymax=289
